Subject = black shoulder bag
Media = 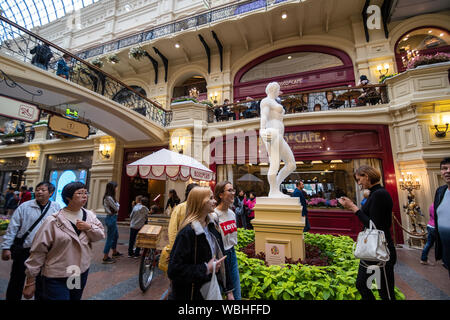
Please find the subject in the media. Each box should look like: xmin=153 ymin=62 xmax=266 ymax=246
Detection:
xmin=10 ymin=201 xmax=52 ymax=260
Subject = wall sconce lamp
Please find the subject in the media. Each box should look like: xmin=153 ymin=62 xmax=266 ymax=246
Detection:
xmin=25 ymin=151 xmax=38 ymax=163
xmin=399 ymin=172 xmax=420 ymax=192
xmin=376 ymin=63 xmax=390 ymax=77
xmin=434 ymin=123 xmax=449 ymax=138
xmin=172 ymin=136 xmax=185 ymax=154
xmin=209 ymin=92 xmax=218 ymax=102
xmin=99 ymin=144 xmax=112 ymax=159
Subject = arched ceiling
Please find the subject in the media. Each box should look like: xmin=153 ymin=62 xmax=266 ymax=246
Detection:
xmin=0 ymin=0 xmax=99 ymax=40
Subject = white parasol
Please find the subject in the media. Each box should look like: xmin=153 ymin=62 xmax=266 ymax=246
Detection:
xmin=126 ymin=148 xmax=215 ymax=181
xmin=237 ymin=173 xmax=263 ymax=182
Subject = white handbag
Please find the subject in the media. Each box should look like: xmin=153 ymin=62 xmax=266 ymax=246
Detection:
xmin=353 ymin=220 xmax=390 ymax=264
xmin=200 ymin=262 xmax=223 ymax=300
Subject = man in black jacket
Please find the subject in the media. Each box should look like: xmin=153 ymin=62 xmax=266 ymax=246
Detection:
xmin=434 ymin=157 xmax=450 ymax=277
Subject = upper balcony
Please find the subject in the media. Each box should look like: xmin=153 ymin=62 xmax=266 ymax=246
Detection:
xmin=0 ymin=15 xmax=170 ymax=144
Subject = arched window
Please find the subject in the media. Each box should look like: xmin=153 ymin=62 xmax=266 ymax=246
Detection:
xmin=172 ymin=76 xmax=207 ymax=101
xmin=395 ymin=27 xmax=450 ymax=72
xmin=233 ymin=45 xmax=354 ymax=101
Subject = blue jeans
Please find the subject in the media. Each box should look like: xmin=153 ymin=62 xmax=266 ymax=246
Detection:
xmin=103 ymin=214 xmax=119 ymax=255
xmin=421 ymin=226 xmax=436 ymax=262
xmin=128 ymin=228 xmax=141 ymax=256
xmin=224 ymin=247 xmax=241 ymax=300
xmin=41 ymin=269 xmax=89 ymax=300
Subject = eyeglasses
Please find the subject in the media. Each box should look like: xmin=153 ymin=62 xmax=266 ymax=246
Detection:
xmin=225 ymin=189 xmax=236 ymax=193
xmin=74 ymin=191 xmax=90 ymax=196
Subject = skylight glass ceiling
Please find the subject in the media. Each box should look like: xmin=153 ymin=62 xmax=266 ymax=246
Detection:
xmin=0 ymin=0 xmax=99 ymax=39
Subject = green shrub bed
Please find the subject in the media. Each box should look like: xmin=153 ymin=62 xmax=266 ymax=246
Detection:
xmin=236 ymin=229 xmax=405 ymax=300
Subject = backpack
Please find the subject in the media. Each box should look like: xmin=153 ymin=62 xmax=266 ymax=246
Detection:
xmin=36 ymin=45 xmax=53 ymax=64
xmin=234 ymin=198 xmax=244 ymax=216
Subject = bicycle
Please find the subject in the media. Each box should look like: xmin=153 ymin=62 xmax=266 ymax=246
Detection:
xmin=135 ymin=224 xmax=163 ymax=292
xmin=139 ymin=247 xmax=161 ymax=292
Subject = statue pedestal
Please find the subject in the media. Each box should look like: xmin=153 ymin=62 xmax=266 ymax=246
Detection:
xmin=252 ymin=197 xmax=305 ymax=264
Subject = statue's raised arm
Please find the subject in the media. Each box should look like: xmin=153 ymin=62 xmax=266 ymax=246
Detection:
xmin=260 ymin=82 xmax=296 ymax=198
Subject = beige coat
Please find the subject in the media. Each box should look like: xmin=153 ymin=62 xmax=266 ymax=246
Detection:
xmin=25 ymin=209 xmax=105 ymax=279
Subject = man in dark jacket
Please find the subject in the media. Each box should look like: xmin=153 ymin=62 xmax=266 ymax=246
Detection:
xmin=291 ymin=180 xmax=310 ymax=232
xmin=30 ymin=43 xmax=53 ymax=70
xmin=434 ymin=157 xmax=450 ymax=277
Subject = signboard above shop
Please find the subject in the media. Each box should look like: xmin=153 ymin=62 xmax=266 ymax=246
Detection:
xmin=48 ymin=114 xmax=90 ymax=139
xmin=0 ymin=95 xmax=40 ymax=123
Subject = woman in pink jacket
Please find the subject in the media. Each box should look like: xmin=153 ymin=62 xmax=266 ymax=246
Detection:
xmin=244 ymin=192 xmax=256 ymax=229
xmin=22 ymin=182 xmax=105 ymax=300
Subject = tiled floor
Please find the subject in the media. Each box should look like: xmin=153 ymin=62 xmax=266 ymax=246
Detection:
xmin=0 ymin=222 xmax=448 ymax=300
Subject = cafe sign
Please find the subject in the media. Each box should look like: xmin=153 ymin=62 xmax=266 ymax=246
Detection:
xmin=48 ymin=115 xmax=90 ymax=139
xmin=0 ymin=95 xmax=40 ymax=123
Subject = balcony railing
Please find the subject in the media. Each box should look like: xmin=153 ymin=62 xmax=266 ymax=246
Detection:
xmin=77 ymin=0 xmax=292 ymax=60
xmin=0 ymin=15 xmax=172 ymax=128
xmin=208 ymin=84 xmax=389 ymax=123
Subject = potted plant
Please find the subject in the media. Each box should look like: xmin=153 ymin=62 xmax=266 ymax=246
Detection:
xmin=0 ymin=131 xmax=25 ymax=144
xmin=107 ymin=54 xmax=120 ymax=64
xmin=199 ymin=100 xmax=213 ymax=107
xmin=172 ymin=97 xmax=198 ymax=104
xmin=129 ymin=46 xmax=146 ymax=60
xmin=91 ymin=58 xmax=104 ymax=68
xmin=379 ymin=73 xmax=398 ymax=83
xmin=406 ymin=52 xmax=450 ymax=69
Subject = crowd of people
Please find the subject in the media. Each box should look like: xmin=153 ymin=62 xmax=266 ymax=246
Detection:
xmin=0 ymin=158 xmax=449 ymax=300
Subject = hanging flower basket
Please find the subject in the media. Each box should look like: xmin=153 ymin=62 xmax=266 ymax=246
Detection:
xmin=406 ymin=52 xmax=450 ymax=70
xmin=107 ymin=54 xmax=120 ymax=64
xmin=129 ymin=46 xmax=146 ymax=60
xmin=71 ymin=63 xmax=88 ymax=74
xmin=91 ymin=58 xmax=104 ymax=68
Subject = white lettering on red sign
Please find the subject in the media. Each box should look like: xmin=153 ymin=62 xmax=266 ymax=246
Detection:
xmin=220 ymin=220 xmax=237 ymax=236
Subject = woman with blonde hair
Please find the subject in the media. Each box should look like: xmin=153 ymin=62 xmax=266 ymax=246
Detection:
xmin=168 ymin=187 xmax=234 ymax=300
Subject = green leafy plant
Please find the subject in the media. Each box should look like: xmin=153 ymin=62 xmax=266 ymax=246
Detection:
xmin=379 ymin=73 xmax=398 ymax=83
xmin=107 ymin=54 xmax=120 ymax=64
xmin=129 ymin=46 xmax=146 ymax=60
xmin=171 ymin=97 xmax=198 ymax=104
xmin=1 ymin=131 xmax=25 ymax=138
xmin=236 ymin=229 xmax=405 ymax=300
xmin=199 ymin=100 xmax=213 ymax=107
xmin=91 ymin=58 xmax=104 ymax=68
xmin=32 ymin=120 xmax=48 ymax=126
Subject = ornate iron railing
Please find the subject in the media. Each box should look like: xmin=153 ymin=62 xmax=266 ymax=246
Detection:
xmin=208 ymin=84 xmax=389 ymax=123
xmin=76 ymin=0 xmax=291 ymax=60
xmin=0 ymin=15 xmax=172 ymax=127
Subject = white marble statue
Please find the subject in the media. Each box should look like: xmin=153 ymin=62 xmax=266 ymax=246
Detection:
xmin=260 ymin=82 xmax=296 ymax=198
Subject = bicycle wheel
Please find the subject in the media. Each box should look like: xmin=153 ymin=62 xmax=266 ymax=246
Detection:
xmin=139 ymin=248 xmax=155 ymax=292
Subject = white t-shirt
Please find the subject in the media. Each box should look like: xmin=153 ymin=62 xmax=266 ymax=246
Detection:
xmin=212 ymin=208 xmax=238 ymax=251
xmin=62 ymin=208 xmax=83 ymax=225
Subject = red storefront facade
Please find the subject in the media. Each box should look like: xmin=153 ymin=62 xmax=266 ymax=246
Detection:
xmin=210 ymin=124 xmax=404 ymax=244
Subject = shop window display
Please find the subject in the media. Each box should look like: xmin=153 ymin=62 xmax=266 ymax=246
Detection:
xmin=220 ymin=158 xmax=382 ymax=209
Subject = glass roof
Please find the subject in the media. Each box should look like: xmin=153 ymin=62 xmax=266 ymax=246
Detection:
xmin=0 ymin=0 xmax=99 ymax=39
